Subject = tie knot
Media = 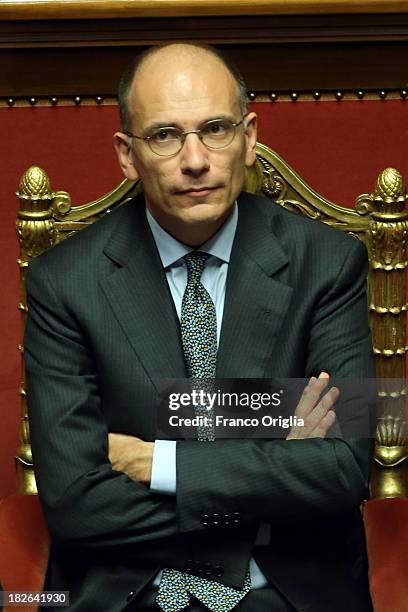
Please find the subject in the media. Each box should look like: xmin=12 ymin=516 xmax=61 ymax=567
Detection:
xmin=184 ymin=251 xmax=209 ymax=283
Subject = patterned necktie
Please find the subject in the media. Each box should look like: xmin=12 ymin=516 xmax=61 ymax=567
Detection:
xmin=180 ymin=252 xmax=216 ymax=442
xmin=156 ymin=252 xmax=251 ymax=612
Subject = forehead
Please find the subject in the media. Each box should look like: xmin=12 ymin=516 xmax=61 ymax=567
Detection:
xmin=129 ymin=50 xmax=240 ymax=127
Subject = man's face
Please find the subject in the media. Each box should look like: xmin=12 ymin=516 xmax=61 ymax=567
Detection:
xmin=114 ymin=49 xmax=257 ymax=244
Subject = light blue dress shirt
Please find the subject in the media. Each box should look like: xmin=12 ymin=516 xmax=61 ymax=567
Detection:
xmin=146 ymin=205 xmax=269 ymax=589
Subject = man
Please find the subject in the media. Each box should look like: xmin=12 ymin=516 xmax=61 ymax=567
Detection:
xmin=25 ymin=43 xmax=374 ymax=611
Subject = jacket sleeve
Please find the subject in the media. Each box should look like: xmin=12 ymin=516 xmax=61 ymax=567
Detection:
xmin=25 ymin=257 xmax=184 ymax=555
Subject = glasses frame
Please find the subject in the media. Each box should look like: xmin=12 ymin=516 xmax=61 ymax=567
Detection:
xmin=124 ymin=116 xmax=247 ymax=157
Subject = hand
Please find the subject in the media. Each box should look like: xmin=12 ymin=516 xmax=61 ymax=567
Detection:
xmin=108 ymin=433 xmax=154 ymax=484
xmin=286 ymin=372 xmax=338 ymax=440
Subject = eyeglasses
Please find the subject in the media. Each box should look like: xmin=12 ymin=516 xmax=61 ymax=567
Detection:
xmin=125 ymin=117 xmax=246 ymax=157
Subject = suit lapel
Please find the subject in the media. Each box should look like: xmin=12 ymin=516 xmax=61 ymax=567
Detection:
xmin=99 ymin=193 xmax=293 ymax=384
xmin=100 ymin=198 xmax=186 ymax=389
xmin=217 ymin=193 xmax=293 ymax=378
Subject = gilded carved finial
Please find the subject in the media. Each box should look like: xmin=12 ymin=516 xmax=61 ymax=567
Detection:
xmin=374 ymin=168 xmax=404 ymax=202
xmin=357 ymin=167 xmax=407 ymax=218
xmin=16 ymin=166 xmax=58 ymax=260
xmin=17 ymin=166 xmax=53 ymax=201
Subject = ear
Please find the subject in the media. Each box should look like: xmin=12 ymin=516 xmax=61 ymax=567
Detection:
xmin=244 ymin=112 xmax=258 ymax=168
xmin=113 ymin=132 xmax=140 ymax=181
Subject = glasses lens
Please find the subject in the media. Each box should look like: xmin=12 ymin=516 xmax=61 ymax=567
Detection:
xmin=201 ymin=119 xmax=235 ymax=149
xmin=149 ymin=127 xmax=182 ymax=156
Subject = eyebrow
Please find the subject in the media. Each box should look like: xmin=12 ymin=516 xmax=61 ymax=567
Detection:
xmin=143 ymin=114 xmax=236 ymax=135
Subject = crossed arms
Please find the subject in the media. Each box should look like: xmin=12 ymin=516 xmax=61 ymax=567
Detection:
xmin=108 ymin=374 xmax=339 ymax=484
xmin=24 ymin=233 xmax=374 ymax=556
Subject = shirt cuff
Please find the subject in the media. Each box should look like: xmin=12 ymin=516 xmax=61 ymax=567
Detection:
xmin=150 ymin=440 xmax=177 ymax=495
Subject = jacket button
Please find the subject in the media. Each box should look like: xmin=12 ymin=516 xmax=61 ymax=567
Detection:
xmin=200 ymin=514 xmax=210 ymax=527
xmin=185 ymin=559 xmax=194 ymax=572
xmin=223 ymin=513 xmax=230 ymax=526
xmin=214 ymin=564 xmax=224 ymax=577
xmin=232 ymin=511 xmax=241 ymax=525
xmin=211 ymin=513 xmax=220 ymax=526
xmin=126 ymin=591 xmax=135 ymax=602
xmin=204 ymin=561 xmax=214 ymax=576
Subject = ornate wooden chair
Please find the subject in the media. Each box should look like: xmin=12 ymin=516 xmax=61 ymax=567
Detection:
xmin=1 ymin=143 xmax=407 ymax=612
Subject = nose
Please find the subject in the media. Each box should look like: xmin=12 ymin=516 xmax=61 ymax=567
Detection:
xmin=179 ymin=132 xmax=210 ymax=177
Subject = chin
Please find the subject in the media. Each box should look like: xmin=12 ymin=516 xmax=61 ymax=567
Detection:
xmin=179 ymin=203 xmax=228 ymax=225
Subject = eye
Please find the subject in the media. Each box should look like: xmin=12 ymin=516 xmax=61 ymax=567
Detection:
xmin=151 ymin=128 xmax=179 ymax=143
xmin=153 ymin=129 xmax=170 ymax=142
xmin=202 ymin=120 xmax=229 ymax=137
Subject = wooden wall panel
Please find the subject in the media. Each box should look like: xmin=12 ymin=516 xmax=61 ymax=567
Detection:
xmin=2 ymin=9 xmax=408 ymax=97
xmin=2 ymin=42 xmax=408 ymax=99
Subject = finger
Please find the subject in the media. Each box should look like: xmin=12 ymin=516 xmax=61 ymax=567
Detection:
xmin=319 ymin=386 xmax=339 ymax=412
xmin=310 ymin=409 xmax=337 ymax=438
xmin=299 ymin=386 xmax=339 ymax=436
xmin=305 ymin=387 xmax=339 ymax=429
xmin=294 ymin=375 xmax=330 ymax=419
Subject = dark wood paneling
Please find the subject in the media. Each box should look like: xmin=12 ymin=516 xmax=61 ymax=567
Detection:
xmin=2 ymin=41 xmax=408 ymax=97
xmin=1 ymin=13 xmax=408 ymax=101
xmin=2 ymin=14 xmax=408 ymax=48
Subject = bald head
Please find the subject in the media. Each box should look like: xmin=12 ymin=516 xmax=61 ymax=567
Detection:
xmin=118 ymin=43 xmax=247 ymax=132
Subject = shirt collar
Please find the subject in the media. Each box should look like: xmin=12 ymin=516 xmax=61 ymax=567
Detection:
xmin=146 ymin=203 xmax=238 ymax=268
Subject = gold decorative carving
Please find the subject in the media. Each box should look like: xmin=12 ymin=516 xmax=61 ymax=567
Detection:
xmin=378 ymin=388 xmax=406 ymax=398
xmin=355 ymin=194 xmax=374 ymax=215
xmin=374 ymin=416 xmax=408 ymax=498
xmin=370 ymin=223 xmax=408 ymax=270
xmin=54 ymin=178 xmax=140 ymax=222
xmin=256 ymin=157 xmax=287 ymax=200
xmin=369 ymin=303 xmax=408 ymax=314
xmin=17 ymin=166 xmax=53 ymax=202
xmin=364 ymin=168 xmax=408 ymax=497
xmin=356 ymin=168 xmax=406 ymax=220
xmin=376 ymin=415 xmax=407 ymax=456
xmin=14 ymin=169 xmax=142 ymax=493
xmin=371 ymin=261 xmax=408 ymax=271
xmin=374 ymin=167 xmax=405 ymax=203
xmin=52 ymin=190 xmax=72 ymax=216
xmin=16 ymin=166 xmax=57 ymax=258
xmin=15 ymin=167 xmax=58 ymax=494
xmin=373 ymin=347 xmax=408 ymax=356
xmin=17 ymin=219 xmax=56 ymax=259
xmin=250 ymin=144 xmax=368 ymax=236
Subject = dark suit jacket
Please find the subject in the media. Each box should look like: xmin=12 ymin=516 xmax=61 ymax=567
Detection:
xmin=25 ymin=192 xmax=375 ymax=612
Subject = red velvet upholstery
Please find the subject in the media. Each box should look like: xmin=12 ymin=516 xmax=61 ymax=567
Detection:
xmin=0 ymin=495 xmax=49 ymax=612
xmin=363 ymin=498 xmax=408 ymax=612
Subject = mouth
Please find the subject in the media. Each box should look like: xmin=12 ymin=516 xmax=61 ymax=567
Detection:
xmin=176 ymin=186 xmax=220 ymax=198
